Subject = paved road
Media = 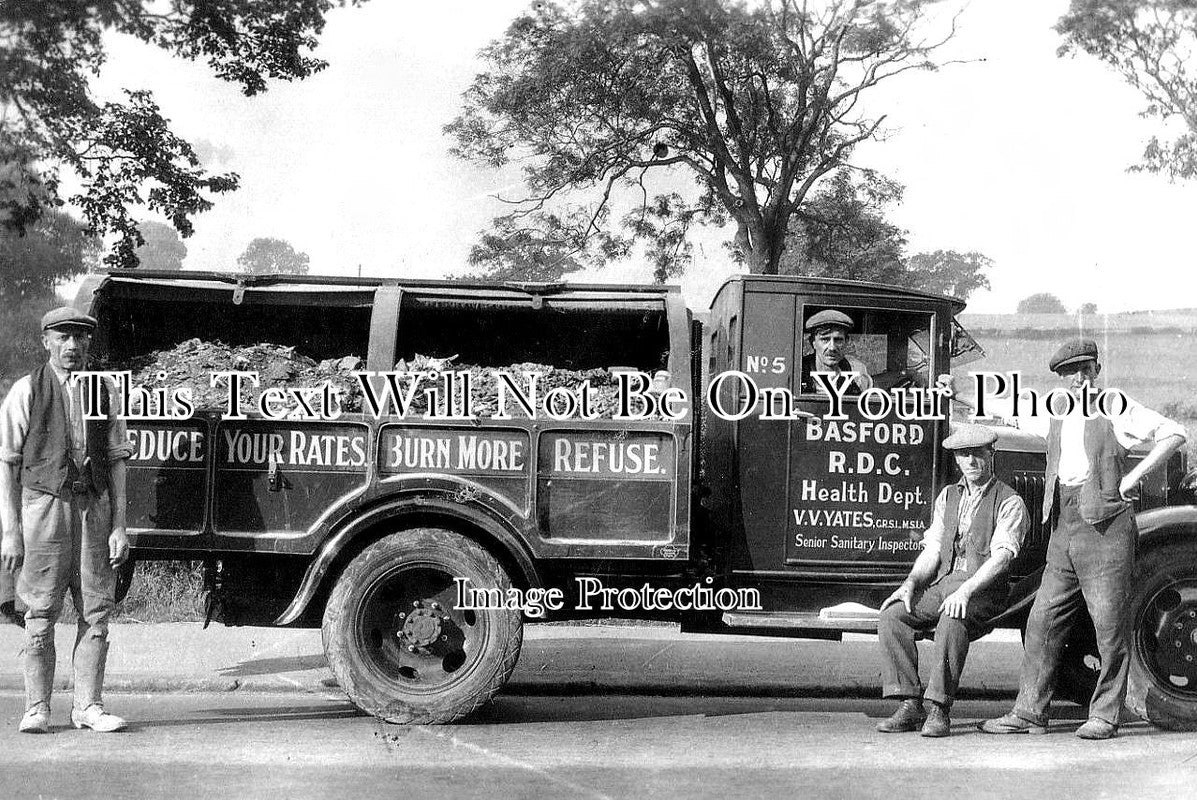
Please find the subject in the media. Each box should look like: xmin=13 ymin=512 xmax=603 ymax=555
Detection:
xmin=2 ymin=691 xmax=1195 ymax=800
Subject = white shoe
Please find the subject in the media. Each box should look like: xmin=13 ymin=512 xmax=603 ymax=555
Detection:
xmin=71 ymin=703 xmax=127 ymax=732
xmin=19 ymin=704 xmax=50 ymax=734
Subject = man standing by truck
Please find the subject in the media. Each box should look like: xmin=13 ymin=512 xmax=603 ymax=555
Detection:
xmin=876 ymin=424 xmax=1029 ymax=737
xmin=0 ymin=307 xmax=133 ymax=734
xmin=961 ymin=338 xmax=1186 ymax=739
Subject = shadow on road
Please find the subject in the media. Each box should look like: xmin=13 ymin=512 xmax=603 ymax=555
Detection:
xmin=34 ymin=693 xmax=1168 ymax=739
xmin=217 ymin=655 xmax=328 ymax=677
xmin=465 ymin=695 xmax=939 ymax=724
xmin=460 ymin=694 xmax=1160 ymax=734
xmin=132 ymin=702 xmax=367 ymax=731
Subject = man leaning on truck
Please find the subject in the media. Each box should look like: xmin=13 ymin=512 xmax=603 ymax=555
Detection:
xmin=876 ymin=423 xmax=1029 ymax=737
xmin=979 ymin=338 xmax=1187 ymax=739
xmin=0 ymin=307 xmax=133 ymax=734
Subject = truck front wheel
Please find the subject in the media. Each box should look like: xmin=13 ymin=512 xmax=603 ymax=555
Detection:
xmin=1125 ymin=542 xmax=1197 ymax=730
xmin=321 ymin=528 xmax=523 ymax=724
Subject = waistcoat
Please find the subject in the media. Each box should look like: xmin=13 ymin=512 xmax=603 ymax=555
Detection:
xmin=21 ymin=364 xmax=110 ymax=499
xmin=1043 ymin=415 xmax=1129 ymax=525
xmin=934 ymin=479 xmax=1019 ymax=592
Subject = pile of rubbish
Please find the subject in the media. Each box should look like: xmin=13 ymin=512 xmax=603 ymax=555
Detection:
xmin=112 ymin=339 xmax=364 ymax=415
xmin=393 ymin=355 xmax=626 ymax=418
xmin=112 ymin=341 xmax=665 ymax=419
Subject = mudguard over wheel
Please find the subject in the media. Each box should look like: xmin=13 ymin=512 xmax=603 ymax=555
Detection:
xmin=1125 ymin=543 xmax=1197 ymax=730
xmin=322 ymin=528 xmax=523 ymax=724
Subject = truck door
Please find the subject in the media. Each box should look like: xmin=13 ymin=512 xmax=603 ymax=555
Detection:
xmin=728 ymin=290 xmax=947 ymax=582
xmin=785 ymin=302 xmax=943 ymax=576
xmin=212 ymin=419 xmax=371 ymax=543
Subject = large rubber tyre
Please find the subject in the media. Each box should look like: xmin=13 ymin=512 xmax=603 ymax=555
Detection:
xmin=1125 ymin=543 xmax=1197 ymax=730
xmin=322 ymin=528 xmax=523 ymax=724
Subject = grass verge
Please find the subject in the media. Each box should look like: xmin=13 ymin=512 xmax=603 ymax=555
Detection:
xmin=115 ymin=561 xmax=205 ymax=623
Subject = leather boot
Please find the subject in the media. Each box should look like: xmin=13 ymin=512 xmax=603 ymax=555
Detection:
xmin=920 ymin=702 xmax=950 ymax=737
xmin=18 ymin=703 xmax=50 ymax=734
xmin=979 ymin=711 xmax=1047 ymax=735
xmin=876 ymin=698 xmax=926 ymax=733
xmin=1075 ymin=718 xmax=1117 ymax=740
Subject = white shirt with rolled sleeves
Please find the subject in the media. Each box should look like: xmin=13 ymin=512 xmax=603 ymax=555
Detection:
xmin=983 ymin=393 xmax=1187 ymax=487
xmin=0 ymin=369 xmax=133 ymax=469
xmin=921 ymin=477 xmax=1030 ymax=564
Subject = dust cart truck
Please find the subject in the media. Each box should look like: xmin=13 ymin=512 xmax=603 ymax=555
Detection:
xmin=72 ymin=271 xmax=1197 ymax=728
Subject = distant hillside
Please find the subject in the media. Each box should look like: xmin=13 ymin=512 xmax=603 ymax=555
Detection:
xmin=959 ymin=309 xmax=1197 ymax=335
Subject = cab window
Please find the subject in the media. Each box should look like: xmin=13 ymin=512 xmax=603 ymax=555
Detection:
xmin=799 ymin=306 xmax=936 ymax=394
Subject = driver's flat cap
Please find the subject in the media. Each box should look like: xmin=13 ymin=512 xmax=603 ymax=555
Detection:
xmin=1049 ymin=337 xmax=1098 ymax=372
xmin=41 ymin=306 xmax=97 ymax=332
xmin=942 ymin=424 xmax=998 ymax=450
xmin=804 ymin=309 xmax=855 ymax=332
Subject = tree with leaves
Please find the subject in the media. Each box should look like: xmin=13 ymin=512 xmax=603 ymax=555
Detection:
xmin=1017 ymin=293 xmax=1067 ymax=314
xmin=237 ymin=237 xmax=311 ymax=275
xmin=0 ymin=208 xmax=97 ymax=301
xmin=0 ymin=1 xmax=363 ymax=267
xmin=1057 ymin=0 xmax=1197 ymax=180
xmin=903 ymin=249 xmax=991 ymax=300
xmin=1080 ymin=301 xmax=1099 ymax=314
xmin=134 ymin=221 xmax=187 ymax=271
xmin=0 ymin=209 xmax=97 ymax=384
xmin=447 ymin=0 xmax=961 ymax=276
xmin=451 ymin=214 xmax=587 ymax=283
xmin=780 ymin=172 xmax=991 ymax=300
xmin=782 ymin=170 xmax=907 ymax=283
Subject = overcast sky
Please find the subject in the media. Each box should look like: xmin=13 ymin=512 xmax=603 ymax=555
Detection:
xmin=90 ymin=0 xmax=1197 ymax=314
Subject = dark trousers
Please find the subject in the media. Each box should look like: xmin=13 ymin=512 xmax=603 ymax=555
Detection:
xmin=878 ymin=572 xmax=1004 ymax=707
xmin=1013 ymin=485 xmax=1136 ymax=726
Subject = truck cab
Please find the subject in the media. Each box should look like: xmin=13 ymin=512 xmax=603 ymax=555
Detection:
xmin=704 ymin=277 xmax=957 ymax=628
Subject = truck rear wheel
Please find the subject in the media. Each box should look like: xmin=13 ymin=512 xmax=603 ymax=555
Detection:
xmin=1125 ymin=543 xmax=1197 ymax=730
xmin=321 ymin=528 xmax=523 ymax=724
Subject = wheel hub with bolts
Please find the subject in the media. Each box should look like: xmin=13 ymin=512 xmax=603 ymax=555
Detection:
xmin=397 ymin=601 xmax=450 ymax=651
xmin=1143 ymin=582 xmax=1197 ymax=695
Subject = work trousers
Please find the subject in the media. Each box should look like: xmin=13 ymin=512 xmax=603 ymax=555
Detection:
xmin=878 ymin=572 xmax=1004 ymax=707
xmin=16 ymin=487 xmax=116 ymax=711
xmin=1013 ymin=485 xmax=1136 ymax=726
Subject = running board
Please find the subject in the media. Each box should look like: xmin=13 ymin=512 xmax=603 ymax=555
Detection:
xmin=722 ymin=608 xmax=880 ymax=634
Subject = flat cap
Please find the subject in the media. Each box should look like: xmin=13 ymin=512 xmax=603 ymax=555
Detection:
xmin=942 ymin=423 xmax=998 ymax=450
xmin=804 ymin=309 xmax=855 ymax=332
xmin=1048 ymin=337 xmax=1098 ymax=372
xmin=41 ymin=306 xmax=97 ymax=332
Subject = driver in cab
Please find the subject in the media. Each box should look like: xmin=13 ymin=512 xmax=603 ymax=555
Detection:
xmin=800 ymin=309 xmax=873 ymax=395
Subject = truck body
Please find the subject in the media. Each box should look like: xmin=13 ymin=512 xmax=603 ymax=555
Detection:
xmin=74 ymin=271 xmax=1197 ymax=727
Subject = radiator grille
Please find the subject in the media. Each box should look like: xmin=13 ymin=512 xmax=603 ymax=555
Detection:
xmin=1010 ymin=472 xmax=1047 ymax=547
